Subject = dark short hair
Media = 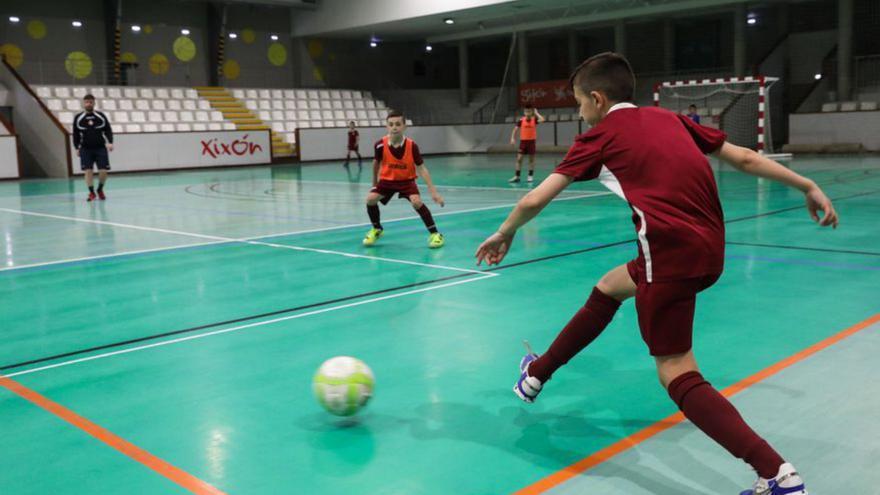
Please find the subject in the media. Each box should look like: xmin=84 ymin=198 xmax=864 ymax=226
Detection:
xmin=83 ymin=94 xmax=95 ymax=101
xmin=349 ymin=120 xmax=355 ymax=125
xmin=568 ymin=52 xmax=635 ymax=103
xmin=688 ymin=104 xmax=697 ymax=109
xmin=524 ymin=105 xmax=534 ymax=110
xmin=386 ymin=109 xmax=404 ymax=121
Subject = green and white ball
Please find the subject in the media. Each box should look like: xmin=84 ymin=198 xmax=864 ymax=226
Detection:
xmin=313 ymin=356 xmax=375 ymax=416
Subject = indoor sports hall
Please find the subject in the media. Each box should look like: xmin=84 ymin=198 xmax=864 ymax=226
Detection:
xmin=0 ymin=1 xmax=878 ymax=494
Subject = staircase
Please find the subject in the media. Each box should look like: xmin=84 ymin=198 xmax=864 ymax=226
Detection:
xmin=194 ymin=86 xmax=294 ymax=158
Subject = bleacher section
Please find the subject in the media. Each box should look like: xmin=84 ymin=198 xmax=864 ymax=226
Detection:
xmin=821 ymin=101 xmax=879 ymax=112
xmin=35 ymin=85 xmax=235 ymax=134
xmin=33 ymin=85 xmax=394 ymax=159
xmin=232 ymin=88 xmax=393 ymax=150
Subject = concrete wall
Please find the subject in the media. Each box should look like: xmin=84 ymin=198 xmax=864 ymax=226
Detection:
xmin=789 ymin=111 xmax=880 ymax=151
xmin=0 ymin=135 xmax=20 ymax=178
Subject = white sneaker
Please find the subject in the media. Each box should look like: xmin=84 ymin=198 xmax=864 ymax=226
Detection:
xmin=508 ymin=175 xmax=521 ymax=183
xmin=527 ymin=175 xmax=534 ymax=183
xmin=739 ymin=463 xmax=807 ymax=495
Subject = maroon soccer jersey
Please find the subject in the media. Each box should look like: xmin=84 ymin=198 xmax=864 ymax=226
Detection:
xmin=373 ymin=137 xmax=424 ymax=165
xmin=554 ymin=104 xmax=727 ymax=282
xmin=348 ymin=130 xmax=359 ymax=148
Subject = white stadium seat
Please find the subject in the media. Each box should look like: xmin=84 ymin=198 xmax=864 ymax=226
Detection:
xmin=125 ymin=124 xmax=142 ymax=132
xmin=185 ymin=89 xmax=198 ymax=99
xmin=164 ymin=111 xmax=179 ymax=122
xmin=245 ymin=89 xmax=258 ymax=99
xmin=195 ymin=111 xmax=209 ymax=121
xmin=367 ymin=110 xmax=380 ymax=119
xmin=102 ymin=100 xmax=117 ymax=111
xmin=345 ymin=110 xmax=357 ymax=119
xmin=343 ymin=100 xmax=355 ymax=109
xmin=308 ymin=100 xmax=320 ymax=110
xmin=58 ymin=112 xmax=74 ymax=124
xmin=272 ymin=110 xmax=284 ymax=120
xmin=297 ymin=110 xmax=310 ymax=120
xmin=36 ymin=86 xmax=52 ymax=98
xmin=183 ymin=100 xmax=197 ymax=110
xmin=330 ymin=90 xmax=341 ymax=99
xmin=318 ymin=90 xmax=330 ymax=99
xmin=136 ymin=100 xmax=150 ymax=110
xmin=148 ymin=111 xmax=162 ymax=122
xmin=322 ymin=110 xmax=334 ymax=120
xmin=119 ymin=100 xmax=134 ymax=110
xmin=307 ymin=90 xmax=319 ymax=99
xmin=272 ymin=122 xmax=284 ymax=132
xmin=66 ymin=99 xmax=80 ymax=110
xmin=285 ymin=122 xmax=297 ymax=132
xmin=130 ymin=111 xmax=146 ymax=122
xmin=222 ymin=123 xmax=236 ymax=130
xmin=284 ymin=100 xmax=297 ymax=110
xmin=840 ymin=101 xmax=858 ymax=112
xmin=272 ymin=100 xmax=284 ymax=110
xmin=285 ymin=110 xmax=297 ymax=120
xmin=259 ymin=101 xmax=271 ymax=110
xmin=155 ymin=88 xmax=169 ymax=99
xmin=171 ymin=89 xmax=184 ymax=99
xmin=179 ymin=111 xmax=194 ymax=122
xmin=47 ymin=99 xmax=63 ymax=111
xmin=310 ymin=110 xmax=322 ymax=120
xmin=320 ymin=100 xmax=331 ymax=109
xmin=295 ymin=89 xmax=307 ymax=99
xmin=271 ymin=90 xmax=283 ymax=99
xmin=210 ymin=111 xmax=224 ymax=121
xmin=123 ymin=88 xmax=138 ymax=98
xmin=821 ymin=103 xmax=839 ymax=112
xmin=152 ymin=100 xmax=167 ymax=110
xmin=355 ymin=100 xmax=365 ymax=109
xmin=198 ymin=101 xmax=211 ymax=110
xmin=232 ymin=89 xmax=245 ymax=98
xmin=176 ymin=123 xmax=191 ymax=131
xmin=371 ymin=120 xmax=382 ymax=126
xmin=283 ymin=90 xmax=295 ymax=99
xmin=299 ymin=121 xmax=311 ymax=128
xmin=332 ymin=101 xmax=343 ymax=109
xmin=335 ymin=120 xmax=347 ymax=127
xmin=860 ymin=101 xmax=878 ymax=111
xmin=113 ymin=111 xmax=130 ymax=123
xmin=192 ymin=123 xmax=208 ymax=131
xmin=140 ymin=88 xmax=155 ymax=98
xmin=340 ymin=90 xmax=352 ymax=99
xmin=334 ymin=110 xmax=346 ymax=119
xmin=259 ymin=111 xmax=272 ymax=121
xmin=71 ymin=87 xmax=86 ymax=98
xmin=258 ymin=89 xmax=270 ymax=99
xmin=167 ymin=100 xmax=182 ymax=111
xmin=91 ymin=88 xmax=105 ymax=98
xmin=107 ymin=88 xmax=121 ymax=98
xmin=208 ymin=123 xmax=222 ymax=131
xmin=160 ymin=123 xmax=175 ymax=132
xmin=143 ymin=123 xmax=159 ymax=132
xmin=356 ymin=110 xmax=368 ymax=119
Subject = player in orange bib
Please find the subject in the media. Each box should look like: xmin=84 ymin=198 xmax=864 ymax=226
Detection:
xmin=509 ymin=105 xmax=545 ymax=183
xmin=363 ymin=110 xmax=446 ymax=248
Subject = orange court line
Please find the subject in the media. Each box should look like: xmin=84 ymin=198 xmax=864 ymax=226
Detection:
xmin=513 ymin=312 xmax=880 ymax=495
xmin=0 ymin=375 xmax=228 ymax=495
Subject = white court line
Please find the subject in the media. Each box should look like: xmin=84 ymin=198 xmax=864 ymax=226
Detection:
xmin=5 ymin=274 xmax=495 ymax=378
xmin=265 ymin=178 xmax=598 ymax=194
xmin=0 ymin=207 xmax=490 ymax=276
xmin=0 ymin=192 xmax=609 ymax=273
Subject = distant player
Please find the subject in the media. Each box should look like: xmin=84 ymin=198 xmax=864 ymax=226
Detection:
xmin=73 ymin=94 xmax=114 ymax=202
xmin=687 ymin=104 xmax=701 ymax=124
xmin=345 ymin=121 xmax=361 ymax=167
xmin=508 ymin=105 xmax=545 ymax=183
xmin=477 ymin=53 xmax=837 ymax=495
xmin=363 ymin=110 xmax=445 ymax=249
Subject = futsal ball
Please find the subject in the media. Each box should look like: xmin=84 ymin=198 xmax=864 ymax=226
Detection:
xmin=313 ymin=356 xmax=374 ymax=416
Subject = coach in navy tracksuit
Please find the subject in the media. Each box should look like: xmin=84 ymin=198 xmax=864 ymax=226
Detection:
xmin=73 ymin=94 xmax=114 ymax=202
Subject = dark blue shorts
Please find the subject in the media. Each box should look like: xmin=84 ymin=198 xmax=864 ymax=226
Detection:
xmin=80 ymin=148 xmax=111 ymax=171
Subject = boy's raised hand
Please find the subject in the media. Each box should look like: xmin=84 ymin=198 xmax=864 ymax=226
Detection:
xmin=805 ymin=185 xmax=838 ymax=228
xmin=432 ymin=191 xmax=445 ymax=207
xmin=476 ymin=231 xmax=514 ymax=266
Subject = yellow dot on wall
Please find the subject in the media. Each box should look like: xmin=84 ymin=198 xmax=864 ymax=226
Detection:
xmin=120 ymin=52 xmax=138 ymax=64
xmin=143 ymin=24 xmax=153 ymax=34
xmin=65 ymin=51 xmax=93 ymax=79
xmin=307 ymin=39 xmax=324 ymax=59
xmin=312 ymin=66 xmax=324 ymax=82
xmin=173 ymin=36 xmax=196 ymax=62
xmin=27 ymin=20 xmax=47 ymax=40
xmin=223 ymin=59 xmax=240 ymax=80
xmin=267 ymin=42 xmax=287 ymax=66
xmin=241 ymin=28 xmax=256 ymax=44
xmin=0 ymin=44 xmax=24 ymax=68
xmin=148 ymin=53 xmax=170 ymax=75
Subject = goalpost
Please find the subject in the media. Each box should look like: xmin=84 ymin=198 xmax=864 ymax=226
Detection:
xmin=653 ymin=76 xmax=791 ymax=159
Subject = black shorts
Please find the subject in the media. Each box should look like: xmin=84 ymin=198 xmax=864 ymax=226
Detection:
xmin=80 ymin=148 xmax=111 ymax=171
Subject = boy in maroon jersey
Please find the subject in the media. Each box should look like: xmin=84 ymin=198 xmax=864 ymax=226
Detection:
xmin=477 ymin=53 xmax=838 ymax=495
xmin=344 ymin=121 xmax=361 ymax=167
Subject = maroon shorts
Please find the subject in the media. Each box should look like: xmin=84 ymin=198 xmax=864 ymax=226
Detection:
xmin=627 ymin=260 xmax=721 ymax=356
xmin=518 ymin=140 xmax=536 ymax=156
xmin=348 ymin=144 xmax=359 ymax=151
xmin=371 ymin=179 xmax=420 ymax=205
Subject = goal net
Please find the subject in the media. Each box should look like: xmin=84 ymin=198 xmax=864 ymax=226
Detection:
xmin=654 ymin=76 xmax=784 ymax=156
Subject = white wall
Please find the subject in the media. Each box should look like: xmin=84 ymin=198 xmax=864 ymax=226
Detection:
xmin=70 ymin=130 xmax=272 ymax=174
xmin=0 ymin=136 xmax=20 ymax=179
xmin=789 ymin=111 xmax=880 ymax=151
xmin=299 ymin=123 xmax=512 ymax=161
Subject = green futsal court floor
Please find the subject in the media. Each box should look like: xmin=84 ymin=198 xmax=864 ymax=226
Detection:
xmin=0 ymin=153 xmax=878 ymax=494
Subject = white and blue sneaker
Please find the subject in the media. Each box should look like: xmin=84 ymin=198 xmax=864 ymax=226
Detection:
xmin=740 ymin=463 xmax=807 ymax=495
xmin=513 ymin=341 xmax=543 ymax=403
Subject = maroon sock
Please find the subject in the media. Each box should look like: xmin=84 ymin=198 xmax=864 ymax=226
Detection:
xmin=668 ymin=371 xmax=784 ymax=479
xmin=416 ymin=204 xmax=438 ymax=234
xmin=528 ymin=287 xmax=621 ymax=382
xmin=367 ymin=204 xmax=382 ymax=229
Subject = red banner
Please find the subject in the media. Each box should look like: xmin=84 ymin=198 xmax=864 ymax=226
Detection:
xmin=518 ymin=80 xmax=576 ymax=108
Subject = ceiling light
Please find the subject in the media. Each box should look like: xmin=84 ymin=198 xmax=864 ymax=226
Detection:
xmin=814 ymin=73 xmax=822 ymax=80
xmin=370 ymin=41 xmax=377 ymax=48
xmin=72 ymin=20 xmax=83 ymax=28
xmin=131 ymin=25 xmax=141 ymax=32
xmin=270 ymin=34 xmax=279 ymax=41
xmin=228 ymin=32 xmax=238 ymax=39
xmin=181 ymin=28 xmax=190 ymax=35
xmin=425 ymin=44 xmax=433 ymax=52
xmin=9 ymin=16 xmax=21 ymax=23
xmin=444 ymin=18 xmax=454 ymax=25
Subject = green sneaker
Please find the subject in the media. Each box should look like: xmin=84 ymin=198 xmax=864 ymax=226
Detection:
xmin=428 ymin=232 xmax=445 ymax=249
xmin=363 ymin=228 xmax=383 ymax=246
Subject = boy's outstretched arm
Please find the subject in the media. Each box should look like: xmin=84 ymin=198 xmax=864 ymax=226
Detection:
xmin=535 ymin=108 xmax=546 ymax=123
xmin=510 ymin=126 xmax=519 ymax=145
xmin=417 ymin=163 xmax=445 ymax=207
xmin=476 ymin=173 xmax=573 ymax=266
xmin=714 ymin=142 xmax=839 ymax=228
